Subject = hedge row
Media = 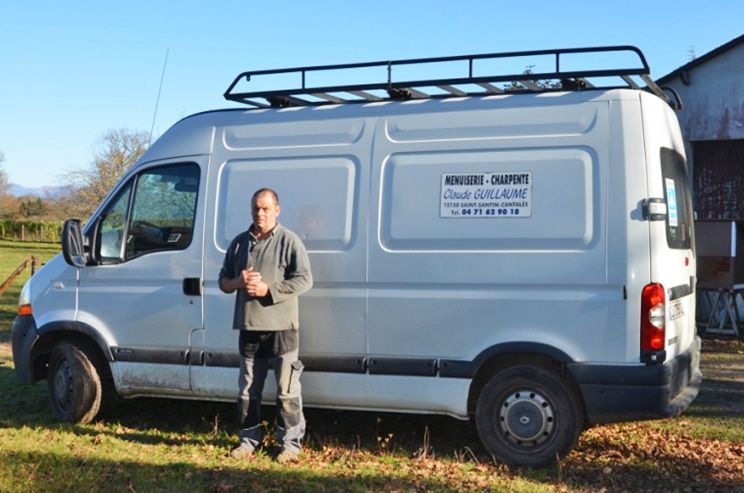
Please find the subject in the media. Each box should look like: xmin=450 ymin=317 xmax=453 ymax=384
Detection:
xmin=0 ymin=220 xmax=62 ymax=243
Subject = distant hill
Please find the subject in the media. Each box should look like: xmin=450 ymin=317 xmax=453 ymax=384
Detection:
xmin=9 ymin=184 xmax=65 ymax=198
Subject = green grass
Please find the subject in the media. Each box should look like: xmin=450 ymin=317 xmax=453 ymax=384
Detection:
xmin=0 ymin=239 xmax=59 ymax=342
xmin=1 ymin=239 xmax=743 ymax=491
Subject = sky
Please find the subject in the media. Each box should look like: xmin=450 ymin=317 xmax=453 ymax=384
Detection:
xmin=1 ymin=1 xmax=743 ymax=190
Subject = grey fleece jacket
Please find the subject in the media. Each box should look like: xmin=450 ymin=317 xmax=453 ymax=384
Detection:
xmin=219 ymin=224 xmax=313 ymax=331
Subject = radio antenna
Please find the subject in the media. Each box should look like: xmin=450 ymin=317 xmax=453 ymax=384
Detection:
xmin=149 ymin=48 xmax=170 ymax=146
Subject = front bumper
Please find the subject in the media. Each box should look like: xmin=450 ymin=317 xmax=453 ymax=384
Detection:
xmin=11 ymin=315 xmax=39 ymax=384
xmin=570 ymin=336 xmax=702 ymax=424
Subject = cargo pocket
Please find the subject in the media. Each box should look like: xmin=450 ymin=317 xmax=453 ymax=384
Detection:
xmin=288 ymin=360 xmax=304 ymax=395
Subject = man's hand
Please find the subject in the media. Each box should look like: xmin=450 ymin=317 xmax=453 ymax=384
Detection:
xmin=244 ymin=268 xmax=269 ymax=297
xmin=220 ymin=267 xmax=269 ymax=297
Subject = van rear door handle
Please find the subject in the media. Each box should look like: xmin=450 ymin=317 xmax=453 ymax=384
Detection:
xmin=183 ymin=278 xmax=202 ymax=296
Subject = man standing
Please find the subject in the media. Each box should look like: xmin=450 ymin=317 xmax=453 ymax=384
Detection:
xmin=219 ymin=188 xmax=313 ymax=463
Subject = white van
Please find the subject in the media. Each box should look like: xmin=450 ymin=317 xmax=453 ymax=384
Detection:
xmin=12 ymin=46 xmax=701 ymax=467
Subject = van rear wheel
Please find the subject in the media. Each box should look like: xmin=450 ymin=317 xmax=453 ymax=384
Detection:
xmin=47 ymin=342 xmax=103 ymax=424
xmin=475 ymin=365 xmax=583 ymax=467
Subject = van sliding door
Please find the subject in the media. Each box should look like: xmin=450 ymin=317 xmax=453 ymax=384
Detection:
xmin=197 ymin=116 xmax=371 ymax=402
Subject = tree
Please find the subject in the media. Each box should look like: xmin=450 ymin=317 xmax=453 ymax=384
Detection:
xmin=19 ymin=197 xmax=48 ymax=217
xmin=0 ymin=195 xmax=19 ymax=220
xmin=53 ymin=129 xmax=148 ymax=220
xmin=0 ymin=151 xmax=16 ymax=220
xmin=0 ymin=151 xmax=9 ymax=196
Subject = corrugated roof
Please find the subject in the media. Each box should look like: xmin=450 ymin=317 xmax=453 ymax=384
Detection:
xmin=657 ymin=33 xmax=744 ymax=84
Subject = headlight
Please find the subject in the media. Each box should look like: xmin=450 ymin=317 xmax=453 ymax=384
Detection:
xmin=18 ymin=280 xmax=32 ymax=316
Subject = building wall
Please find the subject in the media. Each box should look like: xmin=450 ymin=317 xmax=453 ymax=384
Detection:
xmin=660 ymin=42 xmax=744 ymax=219
xmin=660 ymin=38 xmax=744 ymax=330
xmin=663 ymin=43 xmax=744 ymax=143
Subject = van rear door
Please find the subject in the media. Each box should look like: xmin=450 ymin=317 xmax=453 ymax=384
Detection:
xmin=642 ymin=94 xmax=696 ymax=362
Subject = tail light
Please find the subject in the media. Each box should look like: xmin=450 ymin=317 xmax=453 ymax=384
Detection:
xmin=641 ymin=283 xmax=665 ymax=353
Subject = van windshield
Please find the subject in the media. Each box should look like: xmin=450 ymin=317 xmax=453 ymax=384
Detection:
xmin=660 ymin=148 xmax=694 ymax=250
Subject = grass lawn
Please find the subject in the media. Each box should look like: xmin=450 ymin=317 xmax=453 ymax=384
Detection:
xmin=1 ymin=239 xmax=743 ymax=492
xmin=0 ymin=239 xmax=60 ymax=342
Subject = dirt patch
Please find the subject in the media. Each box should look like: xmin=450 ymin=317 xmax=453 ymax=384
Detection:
xmin=0 ymin=342 xmax=11 ymax=364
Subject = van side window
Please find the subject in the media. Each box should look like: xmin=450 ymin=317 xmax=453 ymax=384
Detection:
xmin=99 ymin=183 xmax=132 ymax=262
xmin=660 ymin=148 xmax=693 ymax=250
xmin=96 ymin=163 xmax=200 ymax=263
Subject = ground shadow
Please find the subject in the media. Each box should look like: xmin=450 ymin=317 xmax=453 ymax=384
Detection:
xmin=558 ymin=458 xmax=744 ymax=493
xmin=689 ymin=377 xmax=744 ymax=416
xmin=0 ymin=449 xmax=473 ymax=493
xmin=97 ymin=396 xmax=484 ymax=460
xmin=1 ymin=363 xmax=485 ymax=461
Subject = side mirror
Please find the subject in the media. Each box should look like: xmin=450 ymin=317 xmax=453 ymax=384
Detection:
xmin=61 ymin=219 xmax=86 ymax=267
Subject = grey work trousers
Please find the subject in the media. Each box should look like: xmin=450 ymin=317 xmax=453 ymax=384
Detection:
xmin=237 ymin=347 xmax=305 ymax=453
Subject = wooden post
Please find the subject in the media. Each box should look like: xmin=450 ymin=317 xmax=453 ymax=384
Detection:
xmin=0 ymin=258 xmax=29 ymax=296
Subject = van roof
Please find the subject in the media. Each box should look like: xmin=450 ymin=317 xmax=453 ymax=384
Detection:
xmin=142 ymin=88 xmax=647 ymax=165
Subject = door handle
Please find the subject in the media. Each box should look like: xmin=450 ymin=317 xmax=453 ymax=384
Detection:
xmin=183 ymin=277 xmax=202 ymax=296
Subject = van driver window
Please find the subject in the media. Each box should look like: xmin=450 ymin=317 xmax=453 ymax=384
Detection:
xmin=99 ymin=183 xmax=132 ymax=262
xmin=97 ymin=163 xmax=200 ymax=263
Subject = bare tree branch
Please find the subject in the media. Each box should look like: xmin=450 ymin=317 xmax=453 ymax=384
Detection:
xmin=52 ymin=129 xmax=148 ymax=221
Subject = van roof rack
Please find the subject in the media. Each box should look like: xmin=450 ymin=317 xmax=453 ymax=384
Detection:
xmin=224 ymin=45 xmax=681 ymax=109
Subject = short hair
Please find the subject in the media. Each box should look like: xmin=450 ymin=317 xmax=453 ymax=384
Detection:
xmin=252 ymin=188 xmax=280 ymax=206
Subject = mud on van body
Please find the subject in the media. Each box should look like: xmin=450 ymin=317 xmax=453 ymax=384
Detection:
xmin=12 ymin=47 xmax=701 ymax=467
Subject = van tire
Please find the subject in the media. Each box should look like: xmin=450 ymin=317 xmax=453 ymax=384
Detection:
xmin=46 ymin=342 xmax=103 ymax=424
xmin=475 ymin=365 xmax=583 ymax=467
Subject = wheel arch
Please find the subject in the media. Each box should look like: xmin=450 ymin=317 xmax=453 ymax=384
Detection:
xmin=466 ymin=342 xmax=586 ymax=418
xmin=30 ymin=321 xmax=114 ymax=383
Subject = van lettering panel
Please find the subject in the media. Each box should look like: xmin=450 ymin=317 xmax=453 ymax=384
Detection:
xmin=380 ymin=148 xmax=596 ymax=251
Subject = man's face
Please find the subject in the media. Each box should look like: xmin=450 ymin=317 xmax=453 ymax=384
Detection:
xmin=252 ymin=192 xmax=280 ymax=234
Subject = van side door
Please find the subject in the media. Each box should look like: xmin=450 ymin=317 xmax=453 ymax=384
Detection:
xmin=196 ymin=114 xmax=371 ymax=402
xmin=77 ymin=160 xmax=204 ymax=394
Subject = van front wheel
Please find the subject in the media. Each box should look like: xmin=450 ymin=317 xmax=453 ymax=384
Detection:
xmin=475 ymin=365 xmax=583 ymax=467
xmin=47 ymin=342 xmax=103 ymax=424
